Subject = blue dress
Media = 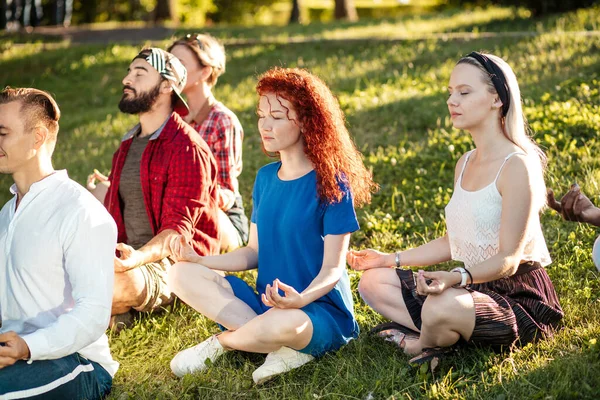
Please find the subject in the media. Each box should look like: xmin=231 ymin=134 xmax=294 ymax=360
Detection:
xmin=225 ymin=162 xmax=360 ymax=356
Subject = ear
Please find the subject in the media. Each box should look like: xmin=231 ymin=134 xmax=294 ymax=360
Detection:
xmin=33 ymin=126 xmax=48 ymax=150
xmin=198 ymin=65 xmax=212 ymax=83
xmin=492 ymin=96 xmax=503 ymax=110
xmin=160 ymin=80 xmax=172 ymax=95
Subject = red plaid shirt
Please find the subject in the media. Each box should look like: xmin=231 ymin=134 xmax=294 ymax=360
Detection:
xmin=105 ymin=112 xmax=219 ymax=256
xmin=191 ymin=101 xmax=243 ymax=205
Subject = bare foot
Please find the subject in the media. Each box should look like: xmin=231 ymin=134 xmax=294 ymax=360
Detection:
xmin=378 ymin=329 xmax=422 ymax=356
xmin=402 ymin=337 xmax=423 ymax=356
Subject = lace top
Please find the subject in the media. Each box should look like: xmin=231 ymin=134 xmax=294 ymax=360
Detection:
xmin=445 ymin=150 xmax=551 ymax=269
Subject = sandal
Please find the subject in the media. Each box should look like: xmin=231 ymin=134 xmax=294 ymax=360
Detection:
xmin=370 ymin=321 xmax=420 ymax=338
xmin=408 ymin=346 xmax=455 ymax=366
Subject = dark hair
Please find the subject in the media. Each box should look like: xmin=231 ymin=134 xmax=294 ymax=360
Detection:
xmin=168 ymin=33 xmax=226 ymax=86
xmin=0 ymin=87 xmax=60 ymax=140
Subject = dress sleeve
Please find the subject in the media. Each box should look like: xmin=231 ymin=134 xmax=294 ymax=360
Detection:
xmin=323 ymin=186 xmax=359 ymax=236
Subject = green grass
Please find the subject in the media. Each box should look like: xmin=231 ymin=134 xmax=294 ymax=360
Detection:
xmin=1 ymin=5 xmax=600 ymax=399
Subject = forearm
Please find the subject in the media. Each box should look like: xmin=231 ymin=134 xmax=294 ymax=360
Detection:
xmin=137 ymin=229 xmax=179 ymax=265
xmin=299 ymin=265 xmax=343 ymax=306
xmin=466 ymin=252 xmax=522 ymax=284
xmin=392 ymin=235 xmax=452 ymax=267
xmin=195 ymin=246 xmax=259 ymax=272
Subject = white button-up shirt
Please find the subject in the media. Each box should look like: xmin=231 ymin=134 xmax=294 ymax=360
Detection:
xmin=0 ymin=171 xmax=119 ymax=376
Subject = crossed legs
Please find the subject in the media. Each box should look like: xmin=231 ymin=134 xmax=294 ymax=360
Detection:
xmin=358 ymin=268 xmax=475 ymax=355
xmin=168 ymin=262 xmax=313 ymax=353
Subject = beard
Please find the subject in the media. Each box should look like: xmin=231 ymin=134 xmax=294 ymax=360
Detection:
xmin=118 ymin=82 xmax=162 ymax=115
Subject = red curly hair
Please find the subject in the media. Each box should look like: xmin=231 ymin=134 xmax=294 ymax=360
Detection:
xmin=256 ymin=67 xmax=377 ymax=207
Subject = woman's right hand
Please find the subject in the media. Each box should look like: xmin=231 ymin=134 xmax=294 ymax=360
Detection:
xmin=346 ymin=249 xmax=391 ymax=271
xmin=169 ymin=235 xmax=203 ymax=264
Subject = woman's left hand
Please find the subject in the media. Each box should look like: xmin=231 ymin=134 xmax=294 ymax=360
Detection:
xmin=415 ymin=270 xmax=461 ymax=296
xmin=262 ymin=279 xmax=305 ymax=309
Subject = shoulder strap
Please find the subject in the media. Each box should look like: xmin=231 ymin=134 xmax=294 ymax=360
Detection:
xmin=457 ymin=150 xmax=475 ymax=183
xmin=494 ymin=151 xmax=526 ymax=183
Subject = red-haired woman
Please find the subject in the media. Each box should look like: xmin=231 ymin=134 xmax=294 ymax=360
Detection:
xmin=167 ymin=67 xmax=377 ymax=384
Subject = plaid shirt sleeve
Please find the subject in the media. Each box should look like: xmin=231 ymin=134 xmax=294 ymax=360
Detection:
xmin=157 ymin=143 xmax=214 ymax=241
xmin=210 ymin=114 xmax=242 ymax=193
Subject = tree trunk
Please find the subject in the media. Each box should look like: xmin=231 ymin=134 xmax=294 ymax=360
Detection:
xmin=81 ymin=0 xmax=97 ymax=23
xmin=289 ymin=0 xmax=301 ymax=24
xmin=334 ymin=0 xmax=358 ymax=21
xmin=154 ymin=0 xmax=176 ymax=23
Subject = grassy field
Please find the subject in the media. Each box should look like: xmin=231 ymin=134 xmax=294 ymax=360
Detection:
xmin=1 ymin=5 xmax=600 ymax=399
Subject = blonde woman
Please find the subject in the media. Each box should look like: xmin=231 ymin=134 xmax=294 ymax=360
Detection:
xmin=348 ymin=52 xmax=563 ymax=363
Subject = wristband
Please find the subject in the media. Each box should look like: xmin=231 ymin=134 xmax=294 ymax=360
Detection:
xmin=451 ymin=267 xmax=468 ymax=288
xmin=395 ymin=252 xmax=401 ymax=268
xmin=464 ymin=268 xmax=473 ymax=285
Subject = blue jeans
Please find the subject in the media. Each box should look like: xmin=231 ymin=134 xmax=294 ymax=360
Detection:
xmin=0 ymin=353 xmax=112 ymax=399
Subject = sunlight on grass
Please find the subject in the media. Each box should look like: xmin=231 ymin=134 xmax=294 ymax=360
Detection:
xmin=1 ymin=5 xmax=600 ymax=399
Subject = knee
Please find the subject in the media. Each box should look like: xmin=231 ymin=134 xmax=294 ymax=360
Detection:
xmin=167 ymin=262 xmax=195 ymax=296
xmin=113 ymin=269 xmax=144 ymax=301
xmin=358 ymin=269 xmax=384 ymax=305
xmin=421 ymin=292 xmax=458 ymax=328
xmin=167 ymin=262 xmax=214 ymax=297
xmin=260 ymin=309 xmax=309 ymax=340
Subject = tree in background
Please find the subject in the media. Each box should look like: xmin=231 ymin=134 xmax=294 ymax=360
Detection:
xmin=153 ymin=0 xmax=174 ymax=22
xmin=334 ymin=0 xmax=357 ymax=21
xmin=289 ymin=0 xmax=301 ymax=24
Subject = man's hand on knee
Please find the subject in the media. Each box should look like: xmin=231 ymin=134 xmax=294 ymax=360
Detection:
xmin=0 ymin=331 xmax=30 ymax=368
xmin=114 ymin=243 xmax=144 ymax=272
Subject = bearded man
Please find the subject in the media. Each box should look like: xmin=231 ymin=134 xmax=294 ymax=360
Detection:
xmin=88 ymin=48 xmax=220 ymax=328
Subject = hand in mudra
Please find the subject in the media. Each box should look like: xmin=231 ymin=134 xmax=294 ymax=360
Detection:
xmin=262 ymin=279 xmax=305 ymax=309
xmin=346 ymin=248 xmax=389 ymax=270
xmin=547 ymin=184 xmax=600 ymax=225
xmin=169 ymin=235 xmax=202 ymax=263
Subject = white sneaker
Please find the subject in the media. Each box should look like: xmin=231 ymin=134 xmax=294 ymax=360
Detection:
xmin=170 ymin=335 xmax=225 ymax=377
xmin=252 ymin=346 xmax=315 ymax=385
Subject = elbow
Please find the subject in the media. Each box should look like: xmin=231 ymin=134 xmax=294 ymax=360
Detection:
xmin=504 ymin=255 xmax=521 ymax=277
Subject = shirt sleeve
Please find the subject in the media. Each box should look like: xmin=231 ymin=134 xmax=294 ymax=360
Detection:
xmin=323 ymin=185 xmax=359 ymax=236
xmin=158 ymin=143 xmax=216 ymax=243
xmin=22 ymin=204 xmax=117 ymax=361
xmin=212 ymin=117 xmax=236 ymax=193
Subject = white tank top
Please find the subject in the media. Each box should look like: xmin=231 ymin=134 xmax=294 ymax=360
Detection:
xmin=445 ymin=150 xmax=551 ymax=269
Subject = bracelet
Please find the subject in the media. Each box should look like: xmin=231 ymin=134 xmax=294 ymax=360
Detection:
xmin=451 ymin=267 xmax=468 ymax=288
xmin=464 ymin=268 xmax=473 ymax=285
xmin=395 ymin=252 xmax=401 ymax=268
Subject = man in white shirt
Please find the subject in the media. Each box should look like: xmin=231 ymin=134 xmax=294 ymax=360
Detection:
xmin=0 ymin=87 xmax=118 ymax=399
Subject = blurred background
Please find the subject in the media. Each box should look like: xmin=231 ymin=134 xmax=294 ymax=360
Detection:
xmin=1 ymin=0 xmax=597 ymax=31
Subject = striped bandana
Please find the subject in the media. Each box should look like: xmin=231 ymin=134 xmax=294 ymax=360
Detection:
xmin=134 ymin=47 xmax=189 ymax=116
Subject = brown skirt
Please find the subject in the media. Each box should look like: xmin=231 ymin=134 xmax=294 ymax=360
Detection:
xmin=396 ymin=261 xmax=564 ymax=347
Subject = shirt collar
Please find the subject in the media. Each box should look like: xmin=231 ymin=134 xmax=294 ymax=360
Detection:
xmin=121 ymin=115 xmax=171 ymax=142
xmin=9 ymin=170 xmax=69 ymax=196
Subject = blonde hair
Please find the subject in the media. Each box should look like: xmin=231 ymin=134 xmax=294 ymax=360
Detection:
xmin=168 ymin=33 xmax=226 ymax=86
xmin=457 ymin=54 xmax=547 ymax=208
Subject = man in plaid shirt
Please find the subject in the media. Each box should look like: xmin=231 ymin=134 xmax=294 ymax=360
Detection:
xmin=88 ymin=48 xmax=219 ymax=327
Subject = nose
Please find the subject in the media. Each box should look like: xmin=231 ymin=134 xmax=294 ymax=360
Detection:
xmin=447 ymin=93 xmax=458 ymax=107
xmin=122 ymin=72 xmax=132 ymax=87
xmin=259 ymin=118 xmax=271 ymax=131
